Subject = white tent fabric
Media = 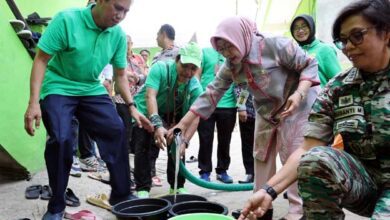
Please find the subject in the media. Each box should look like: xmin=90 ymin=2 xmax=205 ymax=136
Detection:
xmin=121 ymin=0 xmax=302 ymax=48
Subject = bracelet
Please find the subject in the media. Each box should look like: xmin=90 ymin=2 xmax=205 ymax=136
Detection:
xmin=262 ymin=184 xmax=278 ymax=200
xmin=294 ymin=90 xmax=306 ymax=100
xmin=149 ymin=114 xmax=163 ymax=129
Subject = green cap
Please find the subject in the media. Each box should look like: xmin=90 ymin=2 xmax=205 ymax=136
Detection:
xmin=179 ymin=42 xmax=202 ymax=68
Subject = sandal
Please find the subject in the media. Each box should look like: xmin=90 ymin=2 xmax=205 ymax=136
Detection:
xmin=86 ymin=193 xmax=111 ymax=211
xmin=25 ymin=184 xmax=42 ymax=199
xmin=64 ymin=210 xmax=97 ymax=220
xmin=152 ymin=176 xmax=163 ymax=187
xmin=40 ymin=185 xmax=52 ymax=200
xmin=88 ymin=171 xmax=110 ymax=184
xmin=66 ymin=188 xmax=80 ymax=207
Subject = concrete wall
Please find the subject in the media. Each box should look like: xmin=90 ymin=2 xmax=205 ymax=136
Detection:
xmin=0 ymin=0 xmax=85 ymax=174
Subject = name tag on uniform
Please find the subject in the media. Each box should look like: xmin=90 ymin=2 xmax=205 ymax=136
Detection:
xmin=336 ymin=120 xmax=358 ymax=129
xmin=236 ymin=90 xmax=249 ymax=107
xmin=334 ymin=106 xmax=364 ymax=119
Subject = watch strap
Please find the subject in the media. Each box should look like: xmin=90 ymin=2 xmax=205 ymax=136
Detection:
xmin=262 ymin=184 xmax=278 ymax=200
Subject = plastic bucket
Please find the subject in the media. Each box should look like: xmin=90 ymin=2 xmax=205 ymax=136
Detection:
xmin=169 ymin=213 xmax=234 ymax=220
xmin=160 ymin=194 xmax=207 ymax=204
xmin=112 ymin=198 xmax=171 ymax=220
xmin=168 ymin=201 xmax=228 ymax=217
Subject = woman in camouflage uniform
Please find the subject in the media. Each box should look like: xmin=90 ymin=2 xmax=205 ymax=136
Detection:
xmin=239 ymin=0 xmax=390 ymax=219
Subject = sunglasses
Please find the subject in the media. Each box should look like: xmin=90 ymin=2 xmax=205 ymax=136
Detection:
xmin=333 ymin=27 xmax=375 ymax=50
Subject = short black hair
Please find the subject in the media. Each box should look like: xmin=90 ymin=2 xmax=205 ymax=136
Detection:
xmin=332 ymin=0 xmax=390 ymax=41
xmin=159 ymin=24 xmax=175 ymax=40
xmin=140 ymin=49 xmax=150 ymax=55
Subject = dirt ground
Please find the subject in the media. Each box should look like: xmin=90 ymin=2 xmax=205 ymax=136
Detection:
xmin=0 ymin=129 xmax=367 ymax=220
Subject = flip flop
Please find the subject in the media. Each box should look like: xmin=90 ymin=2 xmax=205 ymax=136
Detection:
xmin=88 ymin=171 xmax=110 ymax=184
xmin=25 ymin=184 xmax=42 ymax=199
xmin=86 ymin=193 xmax=111 ymax=211
xmin=66 ymin=188 xmax=80 ymax=207
xmin=9 ymin=19 xmax=25 ymax=32
xmin=40 ymin=185 xmax=52 ymax=200
xmin=17 ymin=30 xmax=32 ymax=40
xmin=64 ymin=210 xmax=97 ymax=220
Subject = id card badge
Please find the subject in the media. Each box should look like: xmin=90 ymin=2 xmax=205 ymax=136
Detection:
xmin=236 ymin=89 xmax=249 ymax=107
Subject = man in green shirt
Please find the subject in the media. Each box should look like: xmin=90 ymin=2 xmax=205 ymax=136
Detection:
xmin=132 ymin=42 xmax=203 ymax=198
xmin=23 ymin=0 xmax=152 ymax=219
xmin=196 ymin=47 xmax=237 ymax=183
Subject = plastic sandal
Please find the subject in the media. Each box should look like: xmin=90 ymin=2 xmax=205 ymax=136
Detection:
xmin=25 ymin=184 xmax=42 ymax=199
xmin=17 ymin=30 xmax=32 ymax=39
xmin=9 ymin=19 xmax=25 ymax=32
xmin=88 ymin=171 xmax=110 ymax=184
xmin=40 ymin=185 xmax=52 ymax=200
xmin=66 ymin=188 xmax=80 ymax=207
xmin=64 ymin=210 xmax=97 ymax=220
xmin=86 ymin=193 xmax=111 ymax=211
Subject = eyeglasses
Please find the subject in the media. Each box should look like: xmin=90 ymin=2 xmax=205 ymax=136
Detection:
xmin=293 ymin=24 xmax=309 ymax=32
xmin=216 ymin=44 xmax=235 ymax=54
xmin=333 ymin=27 xmax=374 ymax=50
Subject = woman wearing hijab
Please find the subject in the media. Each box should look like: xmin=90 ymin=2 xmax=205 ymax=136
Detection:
xmin=168 ymin=16 xmax=320 ymax=220
xmin=238 ymin=0 xmax=390 ymax=219
xmin=290 ymin=14 xmax=342 ymax=87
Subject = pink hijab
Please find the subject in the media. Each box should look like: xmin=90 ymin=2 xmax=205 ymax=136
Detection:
xmin=210 ymin=16 xmax=258 ymax=59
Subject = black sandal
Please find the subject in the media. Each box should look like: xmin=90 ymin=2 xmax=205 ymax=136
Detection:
xmin=65 ymin=188 xmax=80 ymax=207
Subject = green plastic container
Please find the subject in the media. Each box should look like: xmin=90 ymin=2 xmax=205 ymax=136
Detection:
xmin=169 ymin=213 xmax=234 ymax=220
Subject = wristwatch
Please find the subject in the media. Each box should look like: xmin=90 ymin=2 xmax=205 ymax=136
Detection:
xmin=262 ymin=184 xmax=278 ymax=200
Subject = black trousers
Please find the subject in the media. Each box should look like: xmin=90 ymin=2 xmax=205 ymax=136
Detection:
xmin=40 ymin=95 xmax=130 ymax=213
xmin=115 ymin=103 xmax=134 ymax=154
xmin=149 ymin=143 xmax=160 ymax=177
xmin=239 ymin=117 xmax=255 ymax=175
xmin=132 ymin=126 xmax=185 ymax=192
xmin=197 ymin=107 xmax=236 ymax=174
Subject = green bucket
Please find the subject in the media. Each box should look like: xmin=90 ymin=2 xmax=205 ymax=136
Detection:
xmin=169 ymin=213 xmax=234 ymax=220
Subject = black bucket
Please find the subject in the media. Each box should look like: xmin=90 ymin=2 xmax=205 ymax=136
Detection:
xmin=160 ymin=194 xmax=207 ymax=204
xmin=112 ymin=198 xmax=171 ymax=220
xmin=168 ymin=201 xmax=228 ymax=217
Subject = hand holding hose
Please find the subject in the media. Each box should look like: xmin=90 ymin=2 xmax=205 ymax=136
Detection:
xmin=167 ymin=111 xmax=197 ymax=144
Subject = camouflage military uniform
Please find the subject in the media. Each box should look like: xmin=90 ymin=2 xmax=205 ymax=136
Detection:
xmin=151 ymin=45 xmax=179 ymax=65
xmin=298 ymin=66 xmax=390 ymax=219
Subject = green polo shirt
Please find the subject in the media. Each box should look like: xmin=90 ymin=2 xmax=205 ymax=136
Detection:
xmin=301 ymin=39 xmax=341 ymax=87
xmin=38 ymin=5 xmax=127 ymax=99
xmin=134 ymin=60 xmax=203 ymax=117
xmin=201 ymin=48 xmax=236 ymax=108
